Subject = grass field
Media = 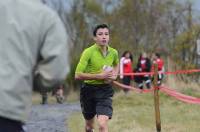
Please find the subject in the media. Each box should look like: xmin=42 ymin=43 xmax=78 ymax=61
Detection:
xmin=68 ymin=81 xmax=200 ymax=132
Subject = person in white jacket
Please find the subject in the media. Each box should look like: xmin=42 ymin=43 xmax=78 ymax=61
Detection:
xmin=0 ymin=0 xmax=69 ymax=131
xmin=120 ymin=51 xmax=133 ymax=93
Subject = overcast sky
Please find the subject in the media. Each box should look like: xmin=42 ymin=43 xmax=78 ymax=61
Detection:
xmin=193 ymin=0 xmax=200 ymax=11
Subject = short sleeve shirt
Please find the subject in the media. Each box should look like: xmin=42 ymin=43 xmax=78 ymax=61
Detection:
xmin=75 ymin=44 xmax=119 ymax=84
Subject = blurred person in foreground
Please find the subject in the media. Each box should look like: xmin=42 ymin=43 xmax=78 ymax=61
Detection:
xmin=75 ymin=24 xmax=119 ymax=132
xmin=0 ymin=0 xmax=69 ymax=131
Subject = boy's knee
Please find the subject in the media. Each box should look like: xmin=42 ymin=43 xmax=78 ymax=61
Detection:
xmin=97 ymin=116 xmax=108 ymax=131
xmin=98 ymin=122 xmax=107 ymax=130
xmin=98 ymin=121 xmax=107 ymax=132
xmin=98 ymin=119 xmax=106 ymax=125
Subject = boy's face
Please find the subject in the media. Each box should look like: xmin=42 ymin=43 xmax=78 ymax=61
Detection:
xmin=94 ymin=28 xmax=110 ymax=46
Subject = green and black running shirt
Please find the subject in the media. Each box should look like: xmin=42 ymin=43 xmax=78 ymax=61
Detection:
xmin=75 ymin=44 xmax=119 ymax=84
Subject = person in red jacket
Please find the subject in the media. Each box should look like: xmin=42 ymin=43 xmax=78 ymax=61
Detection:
xmin=120 ymin=51 xmax=133 ymax=93
xmin=134 ymin=52 xmax=151 ymax=89
xmin=151 ymin=53 xmax=164 ymax=85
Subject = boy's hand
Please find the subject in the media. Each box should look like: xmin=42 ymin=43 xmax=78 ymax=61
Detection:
xmin=104 ymin=71 xmax=118 ymax=84
xmin=98 ymin=70 xmax=113 ymax=80
xmin=101 ymin=65 xmax=118 ymax=83
xmin=108 ymin=71 xmax=117 ymax=80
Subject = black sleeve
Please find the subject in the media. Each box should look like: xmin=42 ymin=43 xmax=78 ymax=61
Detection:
xmin=146 ymin=59 xmax=151 ymax=72
xmin=135 ymin=60 xmax=140 ymax=72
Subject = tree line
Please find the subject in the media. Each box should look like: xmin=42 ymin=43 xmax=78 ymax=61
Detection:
xmin=42 ymin=0 xmax=200 ymax=90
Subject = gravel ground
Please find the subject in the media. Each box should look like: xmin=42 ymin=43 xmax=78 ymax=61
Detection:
xmin=24 ymin=103 xmax=81 ymax=132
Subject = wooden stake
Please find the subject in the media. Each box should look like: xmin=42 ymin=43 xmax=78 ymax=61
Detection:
xmin=153 ymin=64 xmax=161 ymax=132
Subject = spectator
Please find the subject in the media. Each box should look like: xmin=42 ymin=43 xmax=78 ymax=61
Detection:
xmin=134 ymin=52 xmax=151 ymax=89
xmin=120 ymin=51 xmax=133 ymax=94
xmin=0 ymin=0 xmax=69 ymax=131
xmin=151 ymin=53 xmax=165 ymax=86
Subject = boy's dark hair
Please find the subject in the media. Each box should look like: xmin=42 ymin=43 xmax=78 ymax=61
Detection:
xmin=155 ymin=53 xmax=161 ymax=58
xmin=93 ymin=24 xmax=109 ymax=36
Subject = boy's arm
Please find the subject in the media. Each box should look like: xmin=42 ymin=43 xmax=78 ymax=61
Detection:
xmin=75 ymin=71 xmax=113 ymax=80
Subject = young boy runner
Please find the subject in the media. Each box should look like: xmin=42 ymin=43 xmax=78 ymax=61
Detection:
xmin=75 ymin=24 xmax=119 ymax=132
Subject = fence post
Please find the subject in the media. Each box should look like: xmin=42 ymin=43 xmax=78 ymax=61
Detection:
xmin=153 ymin=64 xmax=161 ymax=132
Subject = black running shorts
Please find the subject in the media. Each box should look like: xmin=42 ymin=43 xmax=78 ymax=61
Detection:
xmin=80 ymin=83 xmax=114 ymax=120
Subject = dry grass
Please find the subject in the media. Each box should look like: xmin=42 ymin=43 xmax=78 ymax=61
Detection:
xmin=68 ymin=76 xmax=200 ymax=132
xmin=68 ymin=58 xmax=200 ymax=131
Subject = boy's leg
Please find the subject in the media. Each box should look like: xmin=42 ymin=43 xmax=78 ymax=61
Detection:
xmin=85 ymin=118 xmax=95 ymax=132
xmin=95 ymin=85 xmax=113 ymax=132
xmin=80 ymin=84 xmax=96 ymax=132
xmin=97 ymin=115 xmax=109 ymax=132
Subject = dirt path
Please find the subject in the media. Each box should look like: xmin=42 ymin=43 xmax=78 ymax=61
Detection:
xmin=24 ymin=103 xmax=81 ymax=132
